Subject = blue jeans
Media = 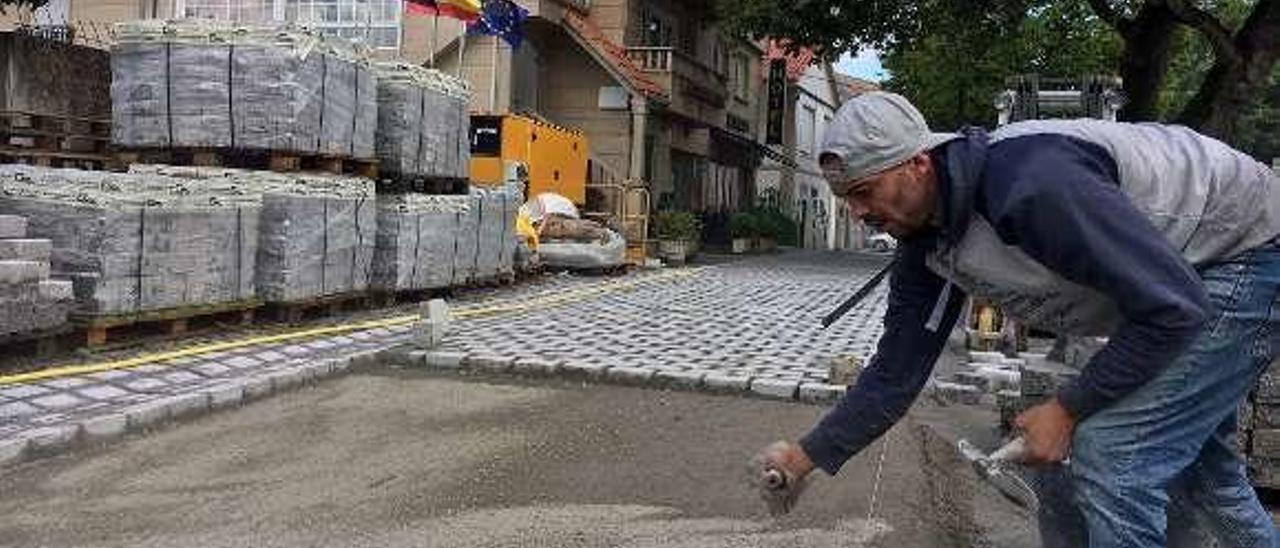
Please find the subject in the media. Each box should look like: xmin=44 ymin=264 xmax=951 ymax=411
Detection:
xmin=1056 ymin=242 xmax=1280 ymax=547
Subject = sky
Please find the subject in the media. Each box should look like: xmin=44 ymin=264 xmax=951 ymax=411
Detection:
xmin=834 ymin=48 xmax=889 ymax=82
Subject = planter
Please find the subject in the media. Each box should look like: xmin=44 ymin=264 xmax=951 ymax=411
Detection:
xmin=731 ymin=238 xmax=751 ymax=254
xmin=755 ymin=237 xmax=778 ymax=252
xmin=658 ymin=239 xmax=694 ymax=265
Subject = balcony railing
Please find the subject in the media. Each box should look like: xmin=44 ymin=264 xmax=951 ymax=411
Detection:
xmin=624 ymin=46 xmax=727 ymax=110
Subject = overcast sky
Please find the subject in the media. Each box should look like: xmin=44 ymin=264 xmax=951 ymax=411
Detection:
xmin=834 ymin=48 xmax=888 ymax=82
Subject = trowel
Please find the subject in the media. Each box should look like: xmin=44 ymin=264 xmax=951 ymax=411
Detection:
xmin=956 ymin=436 xmax=1041 ymax=513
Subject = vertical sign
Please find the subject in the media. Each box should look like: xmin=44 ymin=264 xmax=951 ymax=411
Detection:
xmin=766 ymin=59 xmax=786 ymax=145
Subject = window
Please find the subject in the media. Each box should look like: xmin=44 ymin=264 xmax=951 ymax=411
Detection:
xmin=816 ymin=114 xmax=830 ymax=153
xmin=798 ymin=105 xmax=816 ymax=156
xmin=176 ymin=0 xmax=402 ymax=49
xmin=730 ymin=53 xmax=751 ymax=100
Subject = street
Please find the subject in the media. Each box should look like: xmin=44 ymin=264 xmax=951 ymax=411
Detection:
xmin=0 ymin=370 xmax=1036 ymax=547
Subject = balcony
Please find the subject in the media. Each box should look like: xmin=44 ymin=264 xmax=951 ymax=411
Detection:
xmin=624 ymin=46 xmax=727 ymax=116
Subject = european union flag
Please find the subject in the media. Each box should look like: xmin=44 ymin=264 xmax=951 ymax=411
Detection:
xmin=467 ymin=0 xmax=530 ymax=48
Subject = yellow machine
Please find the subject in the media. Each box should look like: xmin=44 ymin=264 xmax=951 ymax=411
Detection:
xmin=469 ymin=114 xmax=588 ymax=205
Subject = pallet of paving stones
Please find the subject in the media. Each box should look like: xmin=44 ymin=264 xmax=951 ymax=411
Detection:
xmin=70 ymin=298 xmax=261 ymax=347
xmin=114 ymin=147 xmax=379 ymax=179
xmin=258 ymin=291 xmax=369 ymax=324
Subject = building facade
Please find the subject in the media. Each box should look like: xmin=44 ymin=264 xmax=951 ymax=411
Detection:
xmin=9 ymin=0 xmax=781 ymax=244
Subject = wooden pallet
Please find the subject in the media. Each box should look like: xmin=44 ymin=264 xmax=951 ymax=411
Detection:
xmin=260 ymin=292 xmax=371 ymax=324
xmin=375 ymin=175 xmax=469 ymax=195
xmin=0 ymin=111 xmax=111 ymax=153
xmin=0 ymin=111 xmax=115 ymax=169
xmin=71 ymin=299 xmax=261 ymax=347
xmin=115 ymin=147 xmax=379 ymax=178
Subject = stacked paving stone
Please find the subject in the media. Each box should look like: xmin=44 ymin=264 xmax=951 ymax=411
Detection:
xmin=0 ymin=214 xmax=73 ymax=337
xmin=133 ymin=164 xmax=376 ymax=303
xmin=372 ymin=62 xmax=470 ymax=179
xmin=372 ymin=193 xmax=469 ymax=291
xmin=0 ymin=165 xmax=258 ymax=316
xmin=112 ymin=19 xmax=377 ymax=158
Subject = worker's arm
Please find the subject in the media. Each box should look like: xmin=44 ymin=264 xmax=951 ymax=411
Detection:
xmin=798 ymin=237 xmax=967 ymax=475
xmin=981 ymin=134 xmax=1210 ymax=421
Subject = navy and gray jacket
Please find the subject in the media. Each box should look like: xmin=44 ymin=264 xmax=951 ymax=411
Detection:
xmin=802 ymin=119 xmax=1280 ymax=475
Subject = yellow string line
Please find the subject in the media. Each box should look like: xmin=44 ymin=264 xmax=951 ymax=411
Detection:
xmin=0 ymin=269 xmax=700 ymax=387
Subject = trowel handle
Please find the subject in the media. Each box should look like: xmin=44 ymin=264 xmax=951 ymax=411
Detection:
xmin=989 ymin=437 xmax=1027 ymax=463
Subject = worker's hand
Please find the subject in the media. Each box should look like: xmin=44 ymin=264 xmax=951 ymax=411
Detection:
xmin=1014 ymin=398 xmax=1076 ymax=464
xmin=749 ymin=441 xmax=815 ymax=516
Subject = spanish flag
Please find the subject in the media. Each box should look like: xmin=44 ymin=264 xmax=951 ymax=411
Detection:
xmin=406 ymin=0 xmax=482 ymax=22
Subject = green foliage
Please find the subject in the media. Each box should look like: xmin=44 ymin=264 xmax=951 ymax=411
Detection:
xmin=719 ymin=0 xmax=1277 ymax=148
xmin=882 ymin=0 xmax=1121 ymax=130
xmin=0 ymin=0 xmax=50 ymax=12
xmin=750 ymin=207 xmax=798 ymax=246
xmin=654 ymin=211 xmax=702 ymax=242
xmin=729 ymin=212 xmax=759 ymax=238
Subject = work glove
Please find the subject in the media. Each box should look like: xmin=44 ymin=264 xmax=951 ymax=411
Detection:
xmin=748 ymin=441 xmax=811 ymax=516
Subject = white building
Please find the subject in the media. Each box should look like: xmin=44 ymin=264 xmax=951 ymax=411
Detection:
xmin=792 ymin=63 xmax=871 ymax=250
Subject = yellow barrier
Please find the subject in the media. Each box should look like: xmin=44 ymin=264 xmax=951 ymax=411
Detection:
xmin=0 ymin=269 xmax=701 ymax=386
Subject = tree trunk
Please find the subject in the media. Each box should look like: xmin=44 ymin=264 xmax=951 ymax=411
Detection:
xmin=1176 ymin=0 xmax=1280 ymax=143
xmin=1116 ymin=6 xmax=1179 ymax=121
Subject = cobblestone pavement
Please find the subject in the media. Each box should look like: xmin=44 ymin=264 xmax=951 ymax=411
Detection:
xmin=0 ymin=250 xmax=892 ymax=467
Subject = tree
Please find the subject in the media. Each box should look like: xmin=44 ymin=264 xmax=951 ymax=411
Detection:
xmin=719 ymin=0 xmax=1280 ymax=143
xmin=0 ymin=1 xmax=50 ymax=11
xmin=881 ymin=0 xmax=1122 ymax=129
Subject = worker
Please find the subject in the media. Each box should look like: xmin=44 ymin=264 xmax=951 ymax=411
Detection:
xmin=754 ymin=91 xmax=1280 ymax=547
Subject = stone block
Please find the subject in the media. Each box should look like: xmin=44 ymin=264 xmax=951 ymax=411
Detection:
xmin=969 ymin=351 xmax=1005 ymax=365
xmin=30 ymin=392 xmax=86 ymax=411
xmin=1019 ymin=364 xmax=1060 ymax=397
xmin=0 ymin=383 xmax=50 ymax=400
xmin=0 ymin=239 xmax=51 ymax=262
xmin=0 ymin=261 xmax=48 ymax=284
xmin=605 ymin=366 xmax=655 ymax=386
xmin=413 ymin=299 xmax=450 ymax=349
xmin=423 ymin=351 xmax=466 ymax=370
xmin=952 ymin=371 xmax=991 ymax=392
xmin=798 ymin=382 xmax=846 ymax=404
xmin=467 ymin=354 xmax=515 ymax=374
xmin=347 ymin=349 xmax=382 ymax=369
xmin=512 ymin=357 xmax=560 ymax=376
xmin=751 ymin=378 xmax=800 ymax=400
xmin=558 ymin=361 xmax=611 ymax=381
xmin=266 ymin=368 xmax=305 ymax=391
xmin=653 ymin=369 xmax=706 ymax=390
xmin=203 ymin=383 xmax=244 ymax=409
xmin=238 ymin=377 xmax=273 ymax=401
xmin=0 ymin=401 xmax=39 ymax=419
xmin=0 ymin=215 xmax=27 ymax=238
xmin=0 ymin=435 xmax=27 ymax=466
xmin=81 ymin=413 xmax=128 ymax=440
xmin=25 ymin=424 xmax=78 ymax=452
xmin=1248 ymin=456 xmax=1280 ymax=489
xmin=122 ymin=396 xmax=170 ymax=427
xmin=932 ymin=381 xmax=982 ymax=406
xmin=223 ymin=356 xmax=263 ymax=369
xmin=1251 ymin=428 xmax=1280 ymax=459
xmin=703 ymin=373 xmax=751 ymax=393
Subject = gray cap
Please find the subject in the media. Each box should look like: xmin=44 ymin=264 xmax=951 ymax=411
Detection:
xmin=820 ymin=91 xmax=957 ymax=195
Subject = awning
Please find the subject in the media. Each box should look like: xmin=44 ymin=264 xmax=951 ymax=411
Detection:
xmin=710 ymin=127 xmax=795 ymax=168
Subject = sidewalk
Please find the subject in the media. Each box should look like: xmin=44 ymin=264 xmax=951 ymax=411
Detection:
xmin=0 ymin=250 xmax=893 ymax=468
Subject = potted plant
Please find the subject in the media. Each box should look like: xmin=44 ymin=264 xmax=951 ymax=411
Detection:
xmin=752 ymin=207 xmax=796 ymax=252
xmin=654 ymin=211 xmax=701 ymax=265
xmin=728 ymin=212 xmax=757 ymax=254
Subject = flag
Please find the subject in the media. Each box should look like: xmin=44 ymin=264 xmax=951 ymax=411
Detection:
xmin=405 ymin=0 xmax=437 ymax=16
xmin=408 ymin=0 xmax=483 ymax=22
xmin=467 ymin=0 xmax=529 ymax=48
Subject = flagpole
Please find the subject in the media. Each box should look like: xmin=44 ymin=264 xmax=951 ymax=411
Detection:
xmin=489 ymin=37 xmax=499 ymax=113
xmin=457 ymin=18 xmax=466 ymax=79
xmin=429 ymin=14 xmax=439 ymax=67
